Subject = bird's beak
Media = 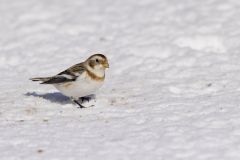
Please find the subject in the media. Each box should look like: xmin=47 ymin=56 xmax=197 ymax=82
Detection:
xmin=103 ymin=62 xmax=109 ymax=68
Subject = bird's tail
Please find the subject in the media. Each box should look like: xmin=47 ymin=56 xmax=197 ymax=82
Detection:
xmin=30 ymin=77 xmax=52 ymax=84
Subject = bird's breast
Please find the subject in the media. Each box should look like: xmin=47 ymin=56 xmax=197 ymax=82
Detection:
xmin=54 ymin=72 xmax=104 ymax=98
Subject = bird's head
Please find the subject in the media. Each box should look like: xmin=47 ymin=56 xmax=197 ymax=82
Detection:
xmin=86 ymin=54 xmax=109 ymax=70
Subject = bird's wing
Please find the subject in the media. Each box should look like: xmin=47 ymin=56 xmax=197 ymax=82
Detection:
xmin=41 ymin=63 xmax=86 ymax=84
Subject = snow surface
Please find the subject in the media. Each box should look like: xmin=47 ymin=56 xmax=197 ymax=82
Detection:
xmin=1 ymin=0 xmax=240 ymax=159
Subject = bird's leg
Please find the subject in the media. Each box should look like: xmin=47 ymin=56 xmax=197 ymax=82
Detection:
xmin=71 ymin=97 xmax=86 ymax=108
xmin=74 ymin=100 xmax=86 ymax=108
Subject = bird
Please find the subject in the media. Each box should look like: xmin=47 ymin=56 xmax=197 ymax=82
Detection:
xmin=30 ymin=54 xmax=109 ymax=108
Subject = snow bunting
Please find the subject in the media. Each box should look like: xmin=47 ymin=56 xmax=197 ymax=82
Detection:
xmin=30 ymin=54 xmax=109 ymax=108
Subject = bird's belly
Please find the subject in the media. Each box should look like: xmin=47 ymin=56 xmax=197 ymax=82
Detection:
xmin=54 ymin=78 xmax=104 ymax=98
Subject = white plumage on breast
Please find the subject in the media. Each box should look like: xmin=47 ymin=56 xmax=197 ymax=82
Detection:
xmin=54 ymin=72 xmax=104 ymax=99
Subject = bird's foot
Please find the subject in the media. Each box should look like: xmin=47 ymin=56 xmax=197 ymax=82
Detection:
xmin=71 ymin=95 xmax=96 ymax=109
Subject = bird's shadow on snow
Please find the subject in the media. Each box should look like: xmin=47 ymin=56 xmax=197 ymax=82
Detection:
xmin=25 ymin=92 xmax=71 ymax=105
xmin=25 ymin=92 xmax=96 ymax=105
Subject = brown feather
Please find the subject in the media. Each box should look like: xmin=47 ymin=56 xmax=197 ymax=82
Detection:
xmin=86 ymin=69 xmax=105 ymax=81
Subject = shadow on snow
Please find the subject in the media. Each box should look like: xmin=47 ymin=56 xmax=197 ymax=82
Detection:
xmin=25 ymin=92 xmax=70 ymax=104
xmin=25 ymin=92 xmax=95 ymax=105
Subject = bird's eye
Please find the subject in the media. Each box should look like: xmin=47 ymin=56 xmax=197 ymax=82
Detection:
xmin=96 ymin=59 xmax=99 ymax=63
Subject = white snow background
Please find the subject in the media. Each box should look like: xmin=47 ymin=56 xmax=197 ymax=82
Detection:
xmin=1 ymin=0 xmax=240 ymax=159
